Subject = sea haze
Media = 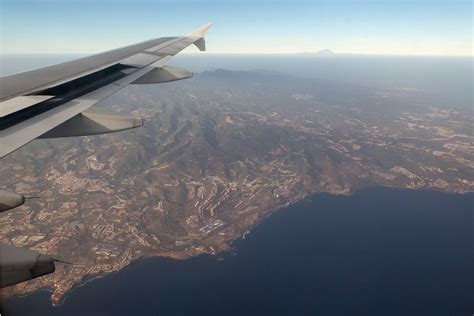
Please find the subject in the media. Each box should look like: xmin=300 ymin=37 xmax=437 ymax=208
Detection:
xmin=1 ymin=54 xmax=472 ymax=110
xmin=171 ymin=54 xmax=473 ymax=110
xmin=4 ymin=188 xmax=473 ymax=316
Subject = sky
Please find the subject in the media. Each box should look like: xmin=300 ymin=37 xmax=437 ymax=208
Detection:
xmin=0 ymin=0 xmax=472 ymax=56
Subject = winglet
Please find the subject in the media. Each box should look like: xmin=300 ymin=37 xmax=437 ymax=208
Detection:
xmin=187 ymin=22 xmax=213 ymax=38
xmin=187 ymin=22 xmax=213 ymax=51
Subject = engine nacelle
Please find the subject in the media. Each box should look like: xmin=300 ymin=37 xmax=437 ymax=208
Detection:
xmin=0 ymin=243 xmax=56 ymax=288
xmin=0 ymin=190 xmax=25 ymax=213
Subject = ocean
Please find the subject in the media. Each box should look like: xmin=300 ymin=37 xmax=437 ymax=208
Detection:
xmin=3 ymin=187 xmax=473 ymax=316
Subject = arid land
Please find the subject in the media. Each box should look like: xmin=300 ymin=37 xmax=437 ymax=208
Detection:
xmin=0 ymin=70 xmax=472 ymax=304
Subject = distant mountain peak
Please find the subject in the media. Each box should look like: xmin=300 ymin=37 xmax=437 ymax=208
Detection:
xmin=302 ymin=49 xmax=336 ymax=56
xmin=315 ymin=49 xmax=336 ymax=56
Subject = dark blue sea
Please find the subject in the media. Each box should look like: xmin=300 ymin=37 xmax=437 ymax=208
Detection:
xmin=2 ymin=187 xmax=473 ymax=316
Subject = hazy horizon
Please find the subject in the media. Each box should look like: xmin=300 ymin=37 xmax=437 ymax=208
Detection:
xmin=1 ymin=53 xmax=471 ymax=112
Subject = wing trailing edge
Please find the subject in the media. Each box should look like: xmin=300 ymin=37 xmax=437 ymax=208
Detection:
xmin=0 ymin=22 xmax=213 ymax=158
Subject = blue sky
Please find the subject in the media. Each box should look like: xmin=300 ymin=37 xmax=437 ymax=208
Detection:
xmin=1 ymin=0 xmax=472 ymax=56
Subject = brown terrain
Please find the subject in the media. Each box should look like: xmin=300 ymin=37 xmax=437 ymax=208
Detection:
xmin=0 ymin=70 xmax=472 ymax=304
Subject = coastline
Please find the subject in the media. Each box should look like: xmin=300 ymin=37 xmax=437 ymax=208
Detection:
xmin=3 ymin=186 xmax=472 ymax=315
xmin=3 ymin=185 xmax=472 ymax=307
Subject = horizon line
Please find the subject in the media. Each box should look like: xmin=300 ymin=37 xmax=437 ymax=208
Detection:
xmin=1 ymin=52 xmax=473 ymax=58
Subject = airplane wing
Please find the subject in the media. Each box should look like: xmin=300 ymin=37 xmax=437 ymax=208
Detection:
xmin=0 ymin=22 xmax=212 ymax=158
xmin=0 ymin=23 xmax=212 ymax=288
